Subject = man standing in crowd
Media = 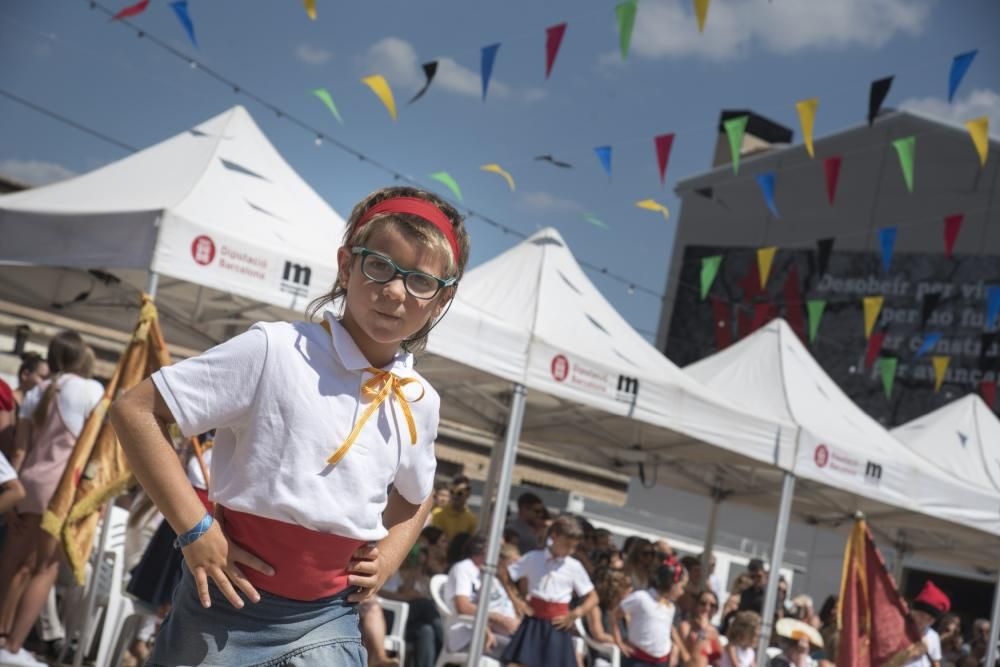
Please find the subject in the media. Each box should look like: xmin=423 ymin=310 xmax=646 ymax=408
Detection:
xmin=506 ymin=492 xmax=547 ymax=554
xmin=430 ymin=474 xmax=478 ymax=541
xmin=739 ymin=558 xmax=767 ymax=614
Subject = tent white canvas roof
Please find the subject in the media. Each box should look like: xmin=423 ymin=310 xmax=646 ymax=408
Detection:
xmin=893 ymin=394 xmax=1000 ymax=494
xmin=0 ymin=105 xmax=345 ymax=350
xmin=685 ymin=318 xmax=1000 ymax=565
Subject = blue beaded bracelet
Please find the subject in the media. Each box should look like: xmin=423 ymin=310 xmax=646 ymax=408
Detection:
xmin=174 ymin=513 xmax=214 ymax=549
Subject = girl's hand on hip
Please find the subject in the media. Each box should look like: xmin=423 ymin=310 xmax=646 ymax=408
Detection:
xmin=182 ymin=522 xmax=274 ymax=609
xmin=347 ymin=543 xmax=385 ymax=602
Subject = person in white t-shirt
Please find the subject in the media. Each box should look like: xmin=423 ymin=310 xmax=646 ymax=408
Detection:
xmin=0 ymin=331 xmax=102 ymax=667
xmin=444 ymin=534 xmax=520 ymax=657
xmin=110 ymin=186 xmax=470 ymax=666
xmin=722 ymin=610 xmax=762 ymax=667
xmin=902 ymin=581 xmax=949 ymax=667
xmin=612 ymin=556 xmax=688 ymax=666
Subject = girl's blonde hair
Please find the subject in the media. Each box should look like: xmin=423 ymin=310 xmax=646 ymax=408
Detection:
xmin=727 ymin=610 xmax=762 ymax=645
xmin=548 ymin=515 xmax=584 ymax=540
xmin=307 ymin=186 xmax=470 ymax=353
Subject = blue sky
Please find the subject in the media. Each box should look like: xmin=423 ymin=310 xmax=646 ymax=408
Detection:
xmin=2 ymin=0 xmax=997 ymax=341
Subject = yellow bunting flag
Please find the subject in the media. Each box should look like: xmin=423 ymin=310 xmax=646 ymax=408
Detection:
xmin=863 ymin=296 xmax=884 ymax=339
xmin=480 ymin=164 xmax=515 ymax=191
xmin=965 ymin=116 xmax=989 ymax=167
xmin=303 ymin=0 xmax=316 ymax=20
xmin=932 ymin=355 xmax=950 ymax=392
xmin=361 ymin=75 xmax=397 ymax=121
xmin=796 ymin=98 xmax=818 ymax=158
xmin=757 ymin=246 xmax=777 ymax=289
xmin=635 ymin=199 xmax=670 ymax=221
xmin=693 ymin=0 xmax=710 ymax=33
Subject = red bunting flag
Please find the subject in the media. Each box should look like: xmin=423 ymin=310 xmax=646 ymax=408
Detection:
xmin=112 ymin=0 xmax=150 ymax=20
xmin=824 ymin=155 xmax=842 ymax=205
xmin=865 ymin=331 xmax=886 ymax=370
xmin=655 ymin=133 xmax=675 ymax=185
xmin=545 ymin=23 xmax=567 ymax=79
xmin=943 ymin=213 xmax=964 ymax=257
xmin=981 ymin=381 xmax=997 ymax=408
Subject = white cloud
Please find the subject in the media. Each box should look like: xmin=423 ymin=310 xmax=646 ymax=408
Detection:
xmin=295 ymin=43 xmax=333 ymax=66
xmin=361 ymin=37 xmax=510 ymax=99
xmin=900 ymin=89 xmax=1000 ymax=138
xmin=604 ymin=0 xmax=933 ymax=63
xmin=518 ymin=191 xmax=582 ymax=213
xmin=0 ymin=159 xmax=76 ymax=186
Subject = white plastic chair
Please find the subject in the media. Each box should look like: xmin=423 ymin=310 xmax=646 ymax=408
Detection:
xmin=377 ymin=595 xmax=409 ymax=666
xmin=575 ymin=616 xmax=621 ymax=667
xmin=430 ymin=573 xmax=501 ymax=667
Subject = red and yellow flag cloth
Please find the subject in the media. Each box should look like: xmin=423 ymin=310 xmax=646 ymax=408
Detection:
xmin=42 ymin=295 xmax=173 ymax=583
xmin=837 ymin=519 xmax=922 ymax=667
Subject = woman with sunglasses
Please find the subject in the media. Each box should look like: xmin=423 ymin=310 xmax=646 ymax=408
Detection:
xmin=681 ymin=589 xmax=724 ymax=666
xmin=623 ymin=539 xmax=658 ymax=591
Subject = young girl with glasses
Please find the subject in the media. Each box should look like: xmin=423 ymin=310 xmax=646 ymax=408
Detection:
xmin=612 ymin=557 xmax=688 ymax=666
xmin=111 ymin=186 xmax=470 ymax=666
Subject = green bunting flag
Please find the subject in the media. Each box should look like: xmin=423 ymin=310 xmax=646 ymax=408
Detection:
xmin=724 ymin=115 xmax=749 ymax=174
xmin=311 ymin=88 xmax=343 ymax=124
xmin=879 ymin=356 xmax=898 ymax=398
xmin=428 ymin=172 xmax=462 ymax=201
xmin=583 ymin=213 xmax=609 ymax=229
xmin=806 ymin=299 xmax=826 ymax=343
xmin=892 ymin=136 xmax=916 ymax=193
xmin=700 ymin=255 xmax=722 ymax=300
xmin=616 ymin=0 xmax=638 ymax=61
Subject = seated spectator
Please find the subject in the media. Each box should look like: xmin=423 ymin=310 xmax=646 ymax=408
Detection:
xmin=723 ymin=573 xmax=753 ymax=624
xmin=723 ymin=611 xmax=762 ymax=667
xmin=739 ymin=559 xmax=768 ymax=614
xmin=677 ymin=555 xmax=703 ymax=619
xmin=430 ymin=474 xmax=477 ymax=541
xmin=443 ymin=535 xmax=520 ymax=658
xmin=586 ymin=567 xmax=632 ymax=648
xmin=594 ymin=528 xmax=614 ymax=551
xmin=623 ymin=538 xmax=658 ymax=591
xmin=816 ymin=595 xmax=839 ymax=665
xmin=769 ymin=619 xmax=822 ymax=667
xmin=506 ymin=491 xmax=547 ymax=554
xmin=938 ymin=613 xmax=963 ymax=666
xmin=682 ymin=589 xmax=724 ymax=666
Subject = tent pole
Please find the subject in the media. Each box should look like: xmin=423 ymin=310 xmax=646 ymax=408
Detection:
xmin=757 ymin=471 xmax=795 ymax=667
xmin=466 ymin=383 xmax=527 ymax=667
xmin=146 ymin=271 xmax=160 ymax=300
xmin=986 ymin=570 xmax=1000 ymax=667
xmin=478 ymin=434 xmax=505 ymax=529
xmin=701 ymin=486 xmax=723 ymax=590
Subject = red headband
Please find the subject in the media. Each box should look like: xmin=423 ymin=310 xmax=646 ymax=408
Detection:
xmin=354 ymin=197 xmax=460 ymax=263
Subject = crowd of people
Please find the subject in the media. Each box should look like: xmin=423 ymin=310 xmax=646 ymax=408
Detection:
xmin=0 ymin=341 xmax=998 ymax=667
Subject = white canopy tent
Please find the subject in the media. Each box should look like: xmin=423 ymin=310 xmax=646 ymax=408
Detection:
xmin=0 ymin=105 xmax=346 ymax=350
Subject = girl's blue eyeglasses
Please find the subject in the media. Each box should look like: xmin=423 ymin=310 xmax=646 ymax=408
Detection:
xmin=352 ymin=247 xmax=456 ymax=300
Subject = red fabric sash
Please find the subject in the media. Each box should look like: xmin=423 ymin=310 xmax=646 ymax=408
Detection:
xmin=528 ymin=598 xmax=570 ymax=620
xmin=628 ymin=645 xmax=670 ymax=664
xmin=193 ymin=487 xmax=213 ymax=513
xmin=222 ymin=507 xmax=366 ymax=601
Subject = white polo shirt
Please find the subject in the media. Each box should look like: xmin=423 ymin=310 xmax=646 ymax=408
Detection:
xmin=152 ymin=312 xmax=439 ymax=541
xmin=620 ymin=588 xmax=674 ymax=658
xmin=903 ymin=626 xmax=942 ymax=667
xmin=0 ymin=452 xmax=16 ymax=486
xmin=445 ymin=557 xmax=516 ymax=651
xmin=20 ymin=375 xmax=104 ymax=437
xmin=506 ymin=549 xmax=594 ymax=603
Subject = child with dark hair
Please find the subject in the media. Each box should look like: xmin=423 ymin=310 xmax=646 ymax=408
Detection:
xmin=612 ymin=557 xmax=688 ymax=666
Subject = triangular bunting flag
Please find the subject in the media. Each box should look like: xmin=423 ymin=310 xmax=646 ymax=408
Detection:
xmin=169 ymin=0 xmax=197 ymax=47
xmin=361 ymin=75 xmax=397 ymax=121
xmin=987 ymin=286 xmax=1000 ymax=329
xmin=796 ymin=98 xmax=818 ymax=158
xmin=695 ymin=186 xmax=714 ymax=200
xmin=311 ymin=88 xmax=343 ymax=124
xmin=583 ymin=213 xmax=609 ymax=229
xmin=700 ymin=255 xmax=722 ymax=300
xmin=932 ymin=355 xmax=951 ymax=392
xmin=636 ymin=199 xmax=670 ymax=220
xmin=806 ymin=299 xmax=826 ymax=343
xmin=757 ymin=246 xmax=777 ymax=289
xmin=958 ymin=431 xmax=968 ymax=447
xmin=915 ymin=332 xmax=942 ymax=359
xmin=428 ymin=171 xmax=462 ymax=201
xmin=879 ymin=356 xmax=898 ymax=398
xmin=545 ymin=23 xmax=567 ymax=79
xmin=112 ymin=0 xmax=150 ymax=20
xmin=409 ymin=61 xmax=438 ymax=104
xmin=921 ymin=293 xmax=941 ymax=329
xmin=594 ymin=146 xmax=612 ymax=179
xmin=724 ymin=115 xmax=749 ymax=174
xmin=824 ymin=155 xmax=842 ymax=205
xmin=943 ymin=213 xmax=964 ymax=257
xmin=756 ymin=172 xmax=779 ymax=217
xmin=481 ymin=43 xmax=501 ymax=101
xmin=303 ymin=0 xmax=316 ymax=20
xmin=948 ymin=50 xmax=977 ymax=103
xmin=868 ymin=76 xmax=893 ymax=125
xmin=892 ymin=136 xmax=916 ymax=193
xmin=878 ymin=227 xmax=897 ymax=273
xmin=981 ymin=380 xmax=997 ymax=408
xmin=965 ymin=116 xmax=989 ymax=167
xmin=655 ymin=133 xmax=675 ymax=185
xmin=865 ymin=331 xmax=887 ymax=370
xmin=480 ymin=164 xmax=515 ymax=192
xmin=863 ymin=296 xmax=884 ymax=339
xmin=616 ymin=0 xmax=638 ymax=60
xmin=816 ymin=238 xmax=834 ymax=276
xmin=693 ymin=0 xmax=710 ymax=33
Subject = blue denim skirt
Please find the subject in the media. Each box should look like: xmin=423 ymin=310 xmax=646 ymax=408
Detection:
xmin=148 ymin=563 xmax=367 ymax=666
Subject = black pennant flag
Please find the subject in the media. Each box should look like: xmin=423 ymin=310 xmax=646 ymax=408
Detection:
xmin=868 ymin=76 xmax=894 ymax=125
xmin=409 ymin=61 xmax=439 ymax=104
